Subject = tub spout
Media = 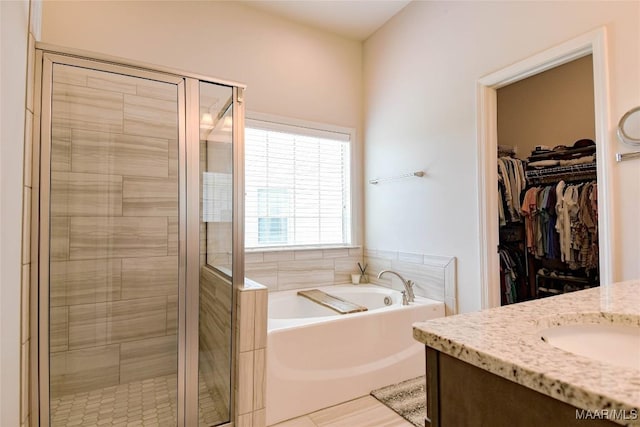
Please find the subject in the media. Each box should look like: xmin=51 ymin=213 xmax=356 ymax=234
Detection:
xmin=377 ymin=270 xmax=415 ymax=303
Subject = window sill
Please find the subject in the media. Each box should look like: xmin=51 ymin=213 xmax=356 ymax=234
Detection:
xmin=245 ymin=244 xmax=361 ymax=253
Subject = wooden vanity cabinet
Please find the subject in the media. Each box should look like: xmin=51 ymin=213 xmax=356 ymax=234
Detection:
xmin=424 ymin=347 xmax=619 ymax=427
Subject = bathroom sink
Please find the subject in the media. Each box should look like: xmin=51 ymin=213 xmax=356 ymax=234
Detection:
xmin=541 ymin=323 xmax=640 ymax=370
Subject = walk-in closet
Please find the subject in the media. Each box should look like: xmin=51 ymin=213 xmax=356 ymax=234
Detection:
xmin=495 ymin=54 xmax=600 ymax=305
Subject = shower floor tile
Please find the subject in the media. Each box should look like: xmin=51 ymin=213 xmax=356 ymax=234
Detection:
xmin=50 ymin=374 xmax=226 ymax=427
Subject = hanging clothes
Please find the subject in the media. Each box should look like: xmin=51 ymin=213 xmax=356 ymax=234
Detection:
xmin=499 ymin=246 xmax=527 ymax=304
xmin=522 ymin=180 xmax=598 ymax=269
xmin=497 ymin=157 xmax=526 ymax=225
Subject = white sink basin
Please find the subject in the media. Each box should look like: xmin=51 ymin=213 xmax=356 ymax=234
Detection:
xmin=541 ymin=323 xmax=640 ymax=370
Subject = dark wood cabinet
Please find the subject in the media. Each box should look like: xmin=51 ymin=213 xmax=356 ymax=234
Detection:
xmin=425 ymin=347 xmax=618 ymax=427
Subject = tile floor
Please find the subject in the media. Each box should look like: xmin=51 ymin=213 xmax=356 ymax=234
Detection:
xmin=49 ymin=377 xmax=413 ymax=427
xmin=50 ymin=374 xmax=226 ymax=427
xmin=269 ymin=395 xmax=415 ymax=427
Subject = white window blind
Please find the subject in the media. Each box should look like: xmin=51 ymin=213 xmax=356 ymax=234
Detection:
xmin=245 ymin=119 xmax=351 ymax=249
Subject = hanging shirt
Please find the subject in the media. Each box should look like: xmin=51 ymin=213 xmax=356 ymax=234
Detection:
xmin=521 ymin=187 xmax=539 ymax=254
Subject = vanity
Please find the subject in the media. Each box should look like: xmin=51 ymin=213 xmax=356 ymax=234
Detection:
xmin=413 ymin=280 xmax=640 ymax=427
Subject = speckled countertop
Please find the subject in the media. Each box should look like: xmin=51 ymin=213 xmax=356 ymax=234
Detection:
xmin=413 ymin=280 xmax=640 ymax=426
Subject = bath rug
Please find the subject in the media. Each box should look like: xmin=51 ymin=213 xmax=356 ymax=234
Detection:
xmin=370 ymin=376 xmax=426 ymax=427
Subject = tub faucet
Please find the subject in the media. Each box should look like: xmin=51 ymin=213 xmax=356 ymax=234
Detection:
xmin=377 ymin=270 xmax=415 ymax=303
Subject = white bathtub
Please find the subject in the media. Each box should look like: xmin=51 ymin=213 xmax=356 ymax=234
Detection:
xmin=266 ymin=284 xmax=445 ymax=425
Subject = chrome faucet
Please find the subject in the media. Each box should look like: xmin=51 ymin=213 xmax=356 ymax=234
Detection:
xmin=377 ymin=270 xmax=415 ymax=303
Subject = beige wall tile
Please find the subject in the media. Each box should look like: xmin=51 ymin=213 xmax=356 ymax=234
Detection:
xmin=253 ymin=348 xmax=265 ymax=411
xmin=24 ymin=110 xmax=33 ymax=187
xmin=26 ymin=33 xmax=34 ymax=113
xmin=237 ymin=413 xmax=253 ymax=427
xmin=333 ymin=256 xmax=364 ymax=284
xmin=293 ymin=250 xmax=324 ymax=260
xmin=50 ymin=259 xmax=122 ymax=306
xmin=20 ymin=340 xmax=29 ymax=424
xmin=363 ymin=256 xmax=392 ymax=286
xmin=238 ymin=290 xmax=255 ymax=352
xmin=71 ymin=129 xmax=169 ymax=178
xmin=397 ymin=251 xmax=425 ymax=264
xmin=67 ymin=302 xmax=107 ymax=349
xmin=52 ymin=63 xmax=88 ymax=86
xmin=51 ymin=127 xmax=71 ymax=172
xmin=122 ymin=177 xmax=177 ymax=216
xmin=390 ymin=260 xmax=445 ymax=301
xmin=51 ymin=172 xmax=123 ymax=217
xmin=52 ymin=82 xmax=123 ymax=133
xmin=245 ymin=252 xmax=264 ymax=264
xmin=121 ymin=256 xmax=178 ymax=299
xmin=167 ymin=216 xmax=178 ymax=256
xmin=323 ymin=248 xmax=350 ymax=258
xmin=245 ymin=262 xmax=278 ymax=290
xmin=236 ymin=351 xmax=254 ymax=415
xmin=253 ymin=408 xmax=266 ymax=427
xmin=168 ymin=138 xmax=178 ymax=179
xmin=263 ymin=251 xmax=294 ymax=262
xmin=21 ymin=264 xmax=30 ymax=343
xmin=349 ymin=247 xmax=363 ymax=257
xmin=123 ymin=94 xmax=178 ymax=140
xmin=86 ymin=70 xmax=137 ymax=95
xmin=166 ymin=295 xmax=177 ymax=335
xmin=206 ymin=222 xmax=232 ymax=259
xmin=69 ymin=216 xmax=167 ymax=259
xmin=253 ymin=290 xmax=267 ymax=350
xmin=22 ymin=187 xmax=31 ymax=264
xmin=68 ymin=297 xmax=167 ymax=349
xmin=50 ymin=345 xmax=120 ymax=397
xmin=277 ymin=259 xmax=334 ymax=290
xmin=50 ymin=306 xmax=68 ymax=353
xmin=108 ymin=297 xmax=168 ymax=344
xmin=136 ymin=78 xmax=177 ymax=101
xmin=119 ymin=335 xmax=178 ymax=383
xmin=50 ymin=217 xmax=69 ymax=261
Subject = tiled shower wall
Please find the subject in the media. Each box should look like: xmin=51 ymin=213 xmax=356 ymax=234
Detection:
xmin=48 ymin=64 xmax=180 ymax=397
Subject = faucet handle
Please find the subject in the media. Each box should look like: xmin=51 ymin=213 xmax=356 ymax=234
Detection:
xmin=406 ymin=280 xmax=416 ymax=302
xmin=401 ymin=290 xmax=409 ymax=305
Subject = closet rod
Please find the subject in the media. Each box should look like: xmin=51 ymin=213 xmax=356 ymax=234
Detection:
xmin=616 ymin=151 xmax=640 ymax=162
xmin=369 ymin=171 xmax=425 ymax=185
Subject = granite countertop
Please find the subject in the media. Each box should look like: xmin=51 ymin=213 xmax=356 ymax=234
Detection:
xmin=413 ymin=280 xmax=640 ymax=426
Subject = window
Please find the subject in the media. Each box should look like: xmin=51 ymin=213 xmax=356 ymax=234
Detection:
xmin=245 ymin=118 xmax=351 ymax=249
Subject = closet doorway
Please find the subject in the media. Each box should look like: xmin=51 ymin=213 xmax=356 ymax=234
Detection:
xmin=477 ymin=28 xmax=614 ymax=309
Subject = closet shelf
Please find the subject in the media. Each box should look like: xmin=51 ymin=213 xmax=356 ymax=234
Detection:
xmin=528 ymin=145 xmax=596 ymax=161
xmin=525 ymin=162 xmax=596 ymax=183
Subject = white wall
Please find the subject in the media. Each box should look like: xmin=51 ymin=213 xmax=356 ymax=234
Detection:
xmin=41 ymin=0 xmax=364 ymax=244
xmin=364 ymin=1 xmax=640 ymax=313
xmin=0 ymin=1 xmax=29 ymax=425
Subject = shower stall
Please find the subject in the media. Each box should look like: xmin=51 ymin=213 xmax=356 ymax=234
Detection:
xmin=32 ymin=45 xmax=244 ymax=427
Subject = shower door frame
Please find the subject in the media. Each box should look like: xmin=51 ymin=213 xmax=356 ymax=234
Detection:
xmin=31 ymin=44 xmax=245 ymax=427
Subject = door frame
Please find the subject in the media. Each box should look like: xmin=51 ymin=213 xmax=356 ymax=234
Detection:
xmin=476 ymin=27 xmax=614 ymax=309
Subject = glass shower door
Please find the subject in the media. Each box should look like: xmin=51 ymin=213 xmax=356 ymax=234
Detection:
xmin=45 ymin=60 xmax=181 ymax=426
xmin=197 ymin=82 xmax=234 ymax=426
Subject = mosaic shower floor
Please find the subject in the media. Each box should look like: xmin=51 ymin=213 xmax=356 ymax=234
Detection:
xmin=50 ymin=374 xmax=226 ymax=427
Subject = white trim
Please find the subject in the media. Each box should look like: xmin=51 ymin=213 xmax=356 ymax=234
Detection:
xmin=477 ymin=27 xmax=613 ymax=309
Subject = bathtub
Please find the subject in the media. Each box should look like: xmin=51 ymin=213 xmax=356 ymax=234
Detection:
xmin=265 ymin=284 xmax=445 ymax=425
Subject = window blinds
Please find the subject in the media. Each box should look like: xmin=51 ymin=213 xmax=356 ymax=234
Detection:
xmin=245 ymin=119 xmax=351 ymax=248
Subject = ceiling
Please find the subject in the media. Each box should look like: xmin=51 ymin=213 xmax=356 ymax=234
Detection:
xmin=239 ymin=0 xmax=412 ymax=41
